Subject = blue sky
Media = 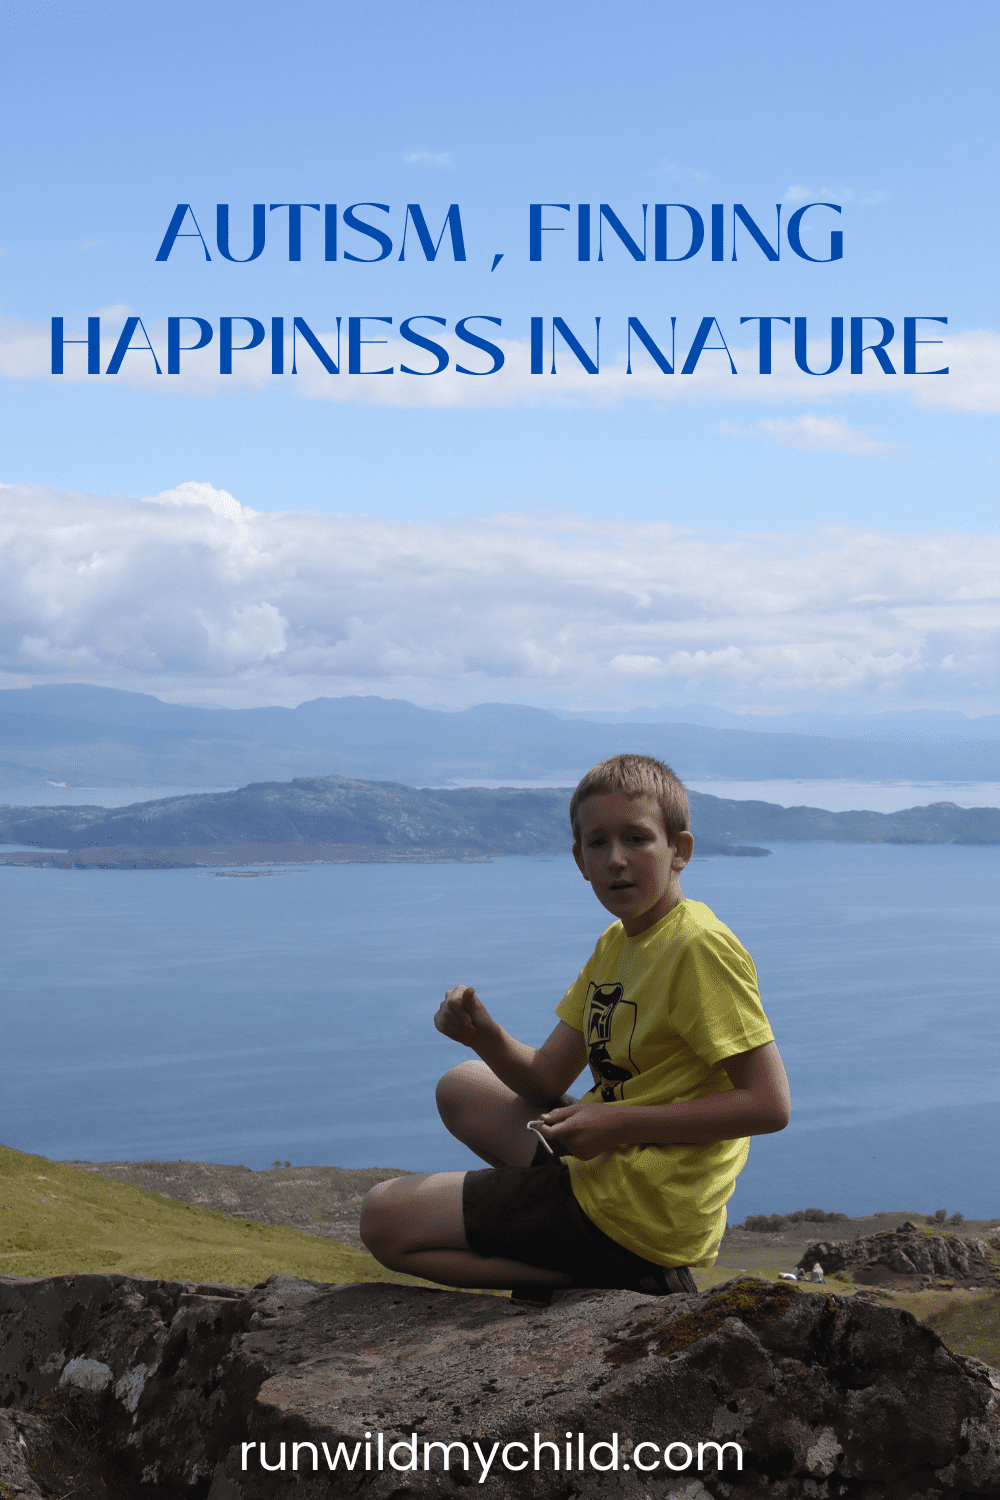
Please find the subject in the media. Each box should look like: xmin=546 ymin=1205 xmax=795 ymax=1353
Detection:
xmin=1 ymin=0 xmax=997 ymax=712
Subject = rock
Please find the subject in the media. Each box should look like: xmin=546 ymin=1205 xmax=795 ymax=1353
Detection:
xmin=1 ymin=1271 xmax=1000 ymax=1497
xmin=0 ymin=1405 xmax=48 ymax=1500
xmin=904 ymin=1238 xmax=936 ymax=1275
xmin=799 ymin=1228 xmax=1000 ymax=1287
xmin=58 ymin=1355 xmax=113 ymax=1393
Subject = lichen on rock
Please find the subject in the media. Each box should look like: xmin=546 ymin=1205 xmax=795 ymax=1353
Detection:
xmin=1 ymin=1270 xmax=999 ymax=1497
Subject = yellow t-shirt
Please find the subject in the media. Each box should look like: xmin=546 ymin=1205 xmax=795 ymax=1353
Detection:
xmin=555 ymin=899 xmax=774 ymax=1269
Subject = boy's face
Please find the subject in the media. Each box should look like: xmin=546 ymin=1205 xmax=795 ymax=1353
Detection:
xmin=573 ymin=790 xmax=693 ymax=938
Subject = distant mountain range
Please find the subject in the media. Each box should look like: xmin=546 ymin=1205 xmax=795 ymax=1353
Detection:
xmin=2 ymin=776 xmax=998 ymax=860
xmin=556 ymin=703 xmax=1000 ymax=742
xmin=1 ymin=684 xmax=998 ymax=790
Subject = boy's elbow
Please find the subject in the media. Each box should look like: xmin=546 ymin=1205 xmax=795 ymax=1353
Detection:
xmin=760 ymin=1098 xmax=791 ymax=1134
xmin=758 ymin=1062 xmax=791 ymax=1134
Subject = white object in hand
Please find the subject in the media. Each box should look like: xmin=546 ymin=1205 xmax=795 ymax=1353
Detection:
xmin=526 ymin=1121 xmax=554 ymax=1154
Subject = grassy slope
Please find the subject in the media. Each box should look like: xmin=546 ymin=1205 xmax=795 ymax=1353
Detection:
xmin=919 ymin=1291 xmax=1000 ymax=1369
xmin=0 ymin=1145 xmax=428 ymax=1288
xmin=3 ymin=1146 xmax=998 ymax=1369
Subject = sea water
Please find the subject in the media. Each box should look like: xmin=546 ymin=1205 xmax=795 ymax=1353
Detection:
xmin=2 ymin=844 xmax=998 ymax=1220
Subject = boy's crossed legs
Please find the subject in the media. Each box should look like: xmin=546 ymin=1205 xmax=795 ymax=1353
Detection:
xmin=360 ymin=1060 xmax=698 ymax=1297
xmin=359 ymin=1059 xmax=574 ymax=1289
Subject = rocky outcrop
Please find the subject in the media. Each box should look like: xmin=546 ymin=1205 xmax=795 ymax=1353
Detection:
xmin=2 ymin=1271 xmax=1000 ymax=1498
xmin=799 ymin=1225 xmax=1000 ymax=1287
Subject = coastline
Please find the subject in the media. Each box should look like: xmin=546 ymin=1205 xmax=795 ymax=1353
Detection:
xmin=0 ymin=838 xmax=769 ymax=869
xmin=0 ymin=842 xmax=493 ymax=870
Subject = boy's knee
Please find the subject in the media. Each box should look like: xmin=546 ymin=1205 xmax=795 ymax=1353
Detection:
xmin=435 ymin=1060 xmax=482 ymax=1125
xmin=359 ymin=1182 xmax=396 ymax=1260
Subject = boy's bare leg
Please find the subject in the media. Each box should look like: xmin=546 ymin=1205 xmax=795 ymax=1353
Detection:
xmin=359 ymin=1171 xmax=572 ymax=1289
xmin=360 ymin=1059 xmax=578 ymax=1286
xmin=436 ymin=1058 xmax=561 ymax=1167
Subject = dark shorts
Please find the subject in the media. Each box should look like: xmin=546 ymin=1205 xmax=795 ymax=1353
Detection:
xmin=462 ymin=1140 xmax=697 ymax=1294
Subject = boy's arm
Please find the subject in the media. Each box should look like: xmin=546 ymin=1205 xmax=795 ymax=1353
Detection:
xmin=537 ymin=1041 xmax=790 ymax=1159
xmin=435 ymin=984 xmax=587 ymax=1105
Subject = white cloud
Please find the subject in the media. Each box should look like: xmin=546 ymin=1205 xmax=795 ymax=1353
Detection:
xmin=757 ymin=415 xmax=906 ymax=457
xmin=146 ymin=480 xmax=252 ymax=521
xmin=4 ymin=315 xmax=996 ymax=413
xmin=782 ymin=184 xmax=889 ymax=206
xmin=608 ymin=654 xmax=666 ymax=677
xmin=1 ymin=483 xmax=999 ymax=714
xmin=403 ymin=149 xmax=454 ymax=166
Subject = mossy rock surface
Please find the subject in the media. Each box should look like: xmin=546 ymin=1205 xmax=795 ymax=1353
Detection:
xmin=605 ymin=1276 xmax=799 ymax=1365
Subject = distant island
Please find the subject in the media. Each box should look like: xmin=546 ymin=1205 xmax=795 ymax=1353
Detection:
xmin=0 ymin=777 xmax=764 ymax=866
xmin=1 ymin=774 xmax=999 ymax=869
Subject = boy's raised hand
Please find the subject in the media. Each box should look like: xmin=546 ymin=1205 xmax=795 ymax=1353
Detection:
xmin=434 ymin=984 xmax=496 ymax=1046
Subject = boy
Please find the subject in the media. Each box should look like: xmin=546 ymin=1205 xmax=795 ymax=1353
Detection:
xmin=360 ymin=754 xmax=789 ymax=1295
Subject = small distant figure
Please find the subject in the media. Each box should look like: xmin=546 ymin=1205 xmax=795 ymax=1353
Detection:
xmin=779 ymin=1271 xmax=798 ymax=1281
xmin=810 ymin=1262 xmax=825 ymax=1283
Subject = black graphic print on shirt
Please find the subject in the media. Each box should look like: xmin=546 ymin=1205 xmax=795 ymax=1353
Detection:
xmin=585 ymin=981 xmax=638 ymax=1101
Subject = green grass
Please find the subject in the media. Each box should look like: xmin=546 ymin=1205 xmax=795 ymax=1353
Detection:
xmin=906 ymin=1290 xmax=1000 ymax=1368
xmin=0 ymin=1145 xmax=432 ymax=1288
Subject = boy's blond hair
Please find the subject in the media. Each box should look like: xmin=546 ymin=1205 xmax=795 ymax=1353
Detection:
xmin=570 ymin=754 xmax=690 ymax=844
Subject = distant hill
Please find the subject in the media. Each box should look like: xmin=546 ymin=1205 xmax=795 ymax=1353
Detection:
xmin=2 ymin=775 xmax=998 ymax=858
xmin=557 ymin=703 xmax=1000 ymax=742
xmin=691 ymin=792 xmax=1000 ymax=845
xmin=1 ymin=684 xmax=998 ymax=789
xmin=0 ymin=778 xmax=581 ymax=855
xmin=0 ymin=777 xmax=756 ymax=857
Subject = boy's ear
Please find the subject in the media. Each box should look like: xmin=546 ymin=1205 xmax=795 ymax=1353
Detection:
xmin=673 ymin=831 xmax=694 ymax=870
xmin=572 ymin=841 xmax=590 ymax=881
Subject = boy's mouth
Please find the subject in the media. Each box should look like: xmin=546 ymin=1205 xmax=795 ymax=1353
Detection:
xmin=608 ymin=881 xmax=634 ymax=890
